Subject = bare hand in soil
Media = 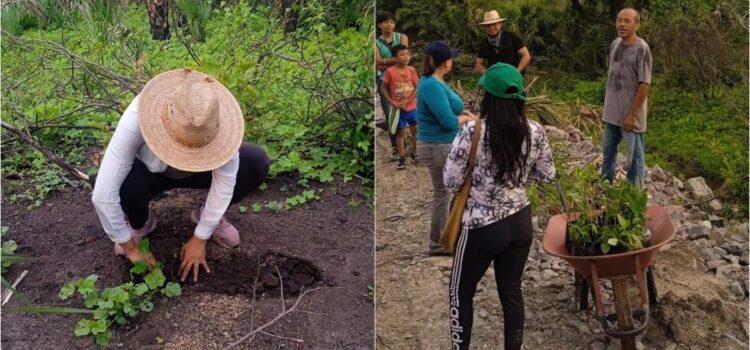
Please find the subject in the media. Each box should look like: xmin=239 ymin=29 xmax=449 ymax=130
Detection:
xmin=121 ymin=239 xmax=157 ymax=270
xmin=179 ymin=236 xmax=211 ymax=282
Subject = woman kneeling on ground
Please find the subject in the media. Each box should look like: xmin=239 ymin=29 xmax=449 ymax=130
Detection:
xmin=443 ymin=63 xmax=556 ymax=350
xmin=92 ymin=68 xmax=270 ymax=283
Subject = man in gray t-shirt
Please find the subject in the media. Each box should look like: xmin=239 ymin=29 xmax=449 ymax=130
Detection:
xmin=601 ymin=7 xmax=652 ymax=185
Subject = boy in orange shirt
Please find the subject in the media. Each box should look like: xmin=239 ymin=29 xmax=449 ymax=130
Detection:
xmin=380 ymin=45 xmax=419 ymax=170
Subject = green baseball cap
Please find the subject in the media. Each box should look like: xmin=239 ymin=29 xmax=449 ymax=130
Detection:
xmin=478 ymin=63 xmax=526 ymax=101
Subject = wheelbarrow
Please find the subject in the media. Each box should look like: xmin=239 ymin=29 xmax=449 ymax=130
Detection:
xmin=542 ymin=206 xmax=674 ymax=350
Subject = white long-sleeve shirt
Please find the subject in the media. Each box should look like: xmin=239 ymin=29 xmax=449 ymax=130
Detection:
xmin=91 ymin=95 xmax=239 ymax=243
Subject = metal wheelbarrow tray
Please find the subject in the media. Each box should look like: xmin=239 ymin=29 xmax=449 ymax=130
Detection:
xmin=542 ymin=206 xmax=675 ymax=346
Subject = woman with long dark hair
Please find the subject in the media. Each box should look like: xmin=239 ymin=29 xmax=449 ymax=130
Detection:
xmin=443 ymin=63 xmax=556 ymax=350
xmin=416 ymin=41 xmax=477 ymax=256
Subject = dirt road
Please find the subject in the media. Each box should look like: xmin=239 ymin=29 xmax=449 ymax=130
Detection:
xmin=374 ymin=125 xmax=748 ymax=350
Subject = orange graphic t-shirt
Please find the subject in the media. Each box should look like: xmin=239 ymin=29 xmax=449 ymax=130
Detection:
xmin=383 ymin=65 xmax=419 ymax=112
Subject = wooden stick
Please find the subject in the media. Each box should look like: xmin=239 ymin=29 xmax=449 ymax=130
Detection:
xmin=612 ymin=277 xmax=636 ymax=350
xmin=2 ymin=270 xmax=28 ymax=306
xmin=224 ymin=287 xmax=322 ymax=349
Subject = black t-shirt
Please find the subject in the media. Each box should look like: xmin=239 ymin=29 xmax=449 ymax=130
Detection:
xmin=477 ymin=31 xmax=526 ymax=70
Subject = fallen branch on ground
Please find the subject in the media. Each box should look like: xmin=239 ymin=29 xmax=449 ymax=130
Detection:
xmin=1 ymin=270 xmax=28 ymax=306
xmin=1 ymin=121 xmax=91 ymax=186
xmin=224 ymin=267 xmax=323 ymax=349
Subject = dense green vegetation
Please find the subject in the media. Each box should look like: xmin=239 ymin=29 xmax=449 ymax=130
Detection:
xmin=380 ymin=0 xmax=748 ymax=216
xmin=2 ymin=0 xmax=373 ymax=207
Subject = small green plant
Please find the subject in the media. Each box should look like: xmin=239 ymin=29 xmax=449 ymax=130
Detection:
xmin=1 ymin=226 xmax=18 ymax=275
xmin=348 ymin=198 xmax=360 ymax=209
xmin=59 ymin=239 xmax=181 ymax=347
xmin=285 ymin=190 xmax=319 ymax=209
xmin=367 ymin=285 xmax=375 ymax=304
xmin=238 ymin=205 xmax=249 ymax=214
xmin=565 ymin=179 xmax=649 ymax=255
xmin=265 ymin=200 xmax=284 ymax=212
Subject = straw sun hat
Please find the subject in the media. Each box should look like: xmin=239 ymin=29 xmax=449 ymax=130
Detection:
xmin=478 ymin=10 xmax=506 ymax=25
xmin=138 ymin=68 xmax=244 ymax=172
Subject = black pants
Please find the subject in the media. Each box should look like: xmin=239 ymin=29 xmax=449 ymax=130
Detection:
xmin=449 ymin=205 xmax=533 ymax=350
xmin=120 ymin=143 xmax=270 ymax=229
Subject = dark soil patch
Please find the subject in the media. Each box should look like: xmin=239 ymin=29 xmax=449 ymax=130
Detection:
xmin=161 ymin=249 xmax=322 ymax=297
xmin=1 ymin=174 xmax=373 ymax=349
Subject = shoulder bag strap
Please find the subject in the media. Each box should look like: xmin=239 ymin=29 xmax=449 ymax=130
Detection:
xmin=467 ymin=119 xmax=482 ymax=169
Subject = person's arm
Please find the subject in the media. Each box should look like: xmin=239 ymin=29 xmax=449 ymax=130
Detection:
xmin=179 ymin=153 xmax=239 ymax=282
xmin=517 ymin=47 xmax=531 ymax=73
xmin=528 ymin=125 xmax=556 ymax=184
xmin=474 ymin=40 xmax=488 ymax=74
xmin=91 ymin=96 xmax=157 ymax=268
xmin=194 ymin=155 xmax=238 ymax=240
xmin=474 ymin=57 xmax=487 ymax=75
xmin=443 ymin=122 xmax=474 ymax=192
xmin=624 ymin=45 xmax=652 ymax=132
xmin=378 ymin=72 xmax=396 ymax=106
xmin=375 ymin=44 xmax=397 ymax=71
xmin=400 ymin=33 xmax=409 ymax=47
xmin=623 ymin=83 xmax=649 ymax=131
xmin=422 ymin=81 xmax=461 ymax=131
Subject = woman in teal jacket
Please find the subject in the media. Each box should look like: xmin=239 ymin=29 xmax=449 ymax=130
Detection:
xmin=416 ymin=41 xmax=477 ymax=256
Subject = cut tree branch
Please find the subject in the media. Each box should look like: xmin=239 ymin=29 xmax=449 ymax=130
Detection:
xmin=1 ymin=121 xmax=91 ymax=186
xmin=224 ymin=284 xmax=321 ymax=349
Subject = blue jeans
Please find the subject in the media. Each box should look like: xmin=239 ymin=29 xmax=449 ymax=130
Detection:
xmin=601 ymin=122 xmax=645 ymax=185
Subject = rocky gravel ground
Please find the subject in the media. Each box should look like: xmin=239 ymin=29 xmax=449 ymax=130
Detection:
xmin=375 ymin=119 xmax=748 ymax=350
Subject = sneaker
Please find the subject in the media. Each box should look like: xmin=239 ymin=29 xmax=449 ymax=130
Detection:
xmin=114 ymin=211 xmax=158 ymax=256
xmin=428 ymin=247 xmax=451 ymax=257
xmin=397 ymin=158 xmax=406 ymax=170
xmin=390 ymin=147 xmax=399 ymax=162
xmin=409 ymin=152 xmax=418 ymax=161
xmin=190 ymin=207 xmax=240 ymax=249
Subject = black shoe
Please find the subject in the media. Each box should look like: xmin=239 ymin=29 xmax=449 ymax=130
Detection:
xmin=397 ymin=158 xmax=406 ymax=170
xmin=390 ymin=148 xmax=398 ymax=162
xmin=409 ymin=152 xmax=418 ymax=161
xmin=428 ymin=248 xmax=451 ymax=256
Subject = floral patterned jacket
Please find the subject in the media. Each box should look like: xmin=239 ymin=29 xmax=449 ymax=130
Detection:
xmin=443 ymin=119 xmax=556 ymax=230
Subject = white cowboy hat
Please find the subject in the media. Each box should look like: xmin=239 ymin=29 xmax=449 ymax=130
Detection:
xmin=478 ymin=10 xmax=506 ymax=25
xmin=138 ymin=68 xmax=244 ymax=172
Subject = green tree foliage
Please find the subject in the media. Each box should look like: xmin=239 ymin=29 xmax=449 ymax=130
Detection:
xmin=386 ymin=0 xmax=747 ymax=216
xmin=2 ymin=0 xmax=372 ymax=206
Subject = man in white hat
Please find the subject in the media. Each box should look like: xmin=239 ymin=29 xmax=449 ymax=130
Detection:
xmin=474 ymin=10 xmax=531 ymax=75
xmin=91 ymin=68 xmax=270 ymax=283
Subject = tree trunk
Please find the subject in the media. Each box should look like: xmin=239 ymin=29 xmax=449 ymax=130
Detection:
xmin=282 ymin=0 xmax=299 ymax=34
xmin=147 ymin=0 xmax=170 ymax=40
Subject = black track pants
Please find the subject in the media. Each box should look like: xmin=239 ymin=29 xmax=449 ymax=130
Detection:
xmin=449 ymin=205 xmax=533 ymax=350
